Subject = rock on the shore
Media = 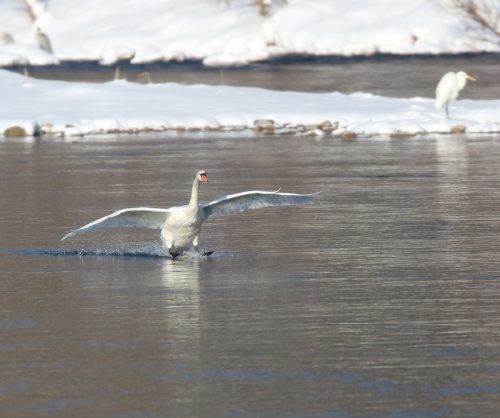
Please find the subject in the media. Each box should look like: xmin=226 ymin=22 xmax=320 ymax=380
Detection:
xmin=450 ymin=125 xmax=466 ymax=134
xmin=4 ymin=126 xmax=28 ymax=137
xmin=338 ymin=130 xmax=357 ymax=139
xmin=390 ymin=130 xmax=417 ymax=138
xmin=3 ymin=122 xmax=42 ymax=137
xmin=254 ymin=119 xmax=276 ymax=134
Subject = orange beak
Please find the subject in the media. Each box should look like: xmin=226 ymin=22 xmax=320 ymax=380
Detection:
xmin=201 ymin=174 xmax=208 ymax=183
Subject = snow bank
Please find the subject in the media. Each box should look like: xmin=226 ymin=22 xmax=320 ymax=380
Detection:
xmin=0 ymin=0 xmax=498 ymax=67
xmin=270 ymin=0 xmax=499 ymax=56
xmin=0 ymin=70 xmax=498 ymax=138
xmin=0 ymin=0 xmax=58 ymax=66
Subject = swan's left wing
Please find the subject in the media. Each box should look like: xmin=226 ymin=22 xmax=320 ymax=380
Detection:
xmin=61 ymin=207 xmax=171 ymax=241
xmin=202 ymin=190 xmax=318 ymax=219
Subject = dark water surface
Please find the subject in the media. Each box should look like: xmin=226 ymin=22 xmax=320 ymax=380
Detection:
xmin=2 ymin=133 xmax=500 ymax=417
xmin=9 ymin=54 xmax=500 ymax=99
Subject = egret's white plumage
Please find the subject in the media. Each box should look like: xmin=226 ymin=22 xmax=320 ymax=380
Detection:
xmin=434 ymin=71 xmax=476 ymax=118
xmin=62 ymin=171 xmax=317 ymax=258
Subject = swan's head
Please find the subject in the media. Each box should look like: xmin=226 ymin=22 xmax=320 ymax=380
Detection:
xmin=197 ymin=170 xmax=208 ymax=184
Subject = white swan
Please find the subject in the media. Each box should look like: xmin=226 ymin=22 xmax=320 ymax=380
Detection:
xmin=62 ymin=170 xmax=317 ymax=258
xmin=435 ymin=71 xmax=476 ymax=118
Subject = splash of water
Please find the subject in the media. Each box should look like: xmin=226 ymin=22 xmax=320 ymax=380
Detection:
xmin=0 ymin=244 xmax=232 ymax=259
xmin=0 ymin=244 xmax=166 ymax=258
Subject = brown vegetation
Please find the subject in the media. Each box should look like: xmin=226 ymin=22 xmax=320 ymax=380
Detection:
xmin=225 ymin=1 xmax=288 ymax=17
xmin=22 ymin=0 xmax=37 ymax=22
xmin=440 ymin=0 xmax=500 ymax=43
xmin=255 ymin=0 xmax=269 ymax=16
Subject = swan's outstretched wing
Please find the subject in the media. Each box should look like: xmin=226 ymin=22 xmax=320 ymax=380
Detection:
xmin=61 ymin=207 xmax=171 ymax=241
xmin=202 ymin=190 xmax=318 ymax=219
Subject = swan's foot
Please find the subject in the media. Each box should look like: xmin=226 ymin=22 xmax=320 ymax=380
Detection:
xmin=194 ymin=244 xmax=213 ymax=257
xmin=169 ymin=248 xmax=182 ymax=260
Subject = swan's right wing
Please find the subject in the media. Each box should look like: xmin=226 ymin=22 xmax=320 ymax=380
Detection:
xmin=202 ymin=190 xmax=318 ymax=219
xmin=61 ymin=207 xmax=171 ymax=241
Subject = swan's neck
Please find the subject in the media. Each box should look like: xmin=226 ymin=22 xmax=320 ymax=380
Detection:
xmin=188 ymin=177 xmax=200 ymax=209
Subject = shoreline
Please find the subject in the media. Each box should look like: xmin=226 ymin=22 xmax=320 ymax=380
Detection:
xmin=1 ymin=70 xmax=499 ymax=139
xmin=3 ymin=121 xmax=499 ymax=140
xmin=3 ymin=52 xmax=500 ymax=71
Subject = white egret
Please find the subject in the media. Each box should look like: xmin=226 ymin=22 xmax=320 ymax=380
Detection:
xmin=62 ymin=171 xmax=317 ymax=259
xmin=435 ymin=71 xmax=477 ymax=118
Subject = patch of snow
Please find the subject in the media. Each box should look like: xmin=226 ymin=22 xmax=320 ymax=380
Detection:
xmin=0 ymin=70 xmax=498 ymax=138
xmin=0 ymin=0 xmax=58 ymax=65
xmin=0 ymin=0 xmax=498 ymax=66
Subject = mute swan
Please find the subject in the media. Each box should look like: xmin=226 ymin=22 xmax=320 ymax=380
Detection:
xmin=435 ymin=71 xmax=476 ymax=118
xmin=62 ymin=170 xmax=317 ymax=258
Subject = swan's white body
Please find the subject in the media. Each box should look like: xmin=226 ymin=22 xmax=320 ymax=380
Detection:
xmin=62 ymin=171 xmax=317 ymax=258
xmin=434 ymin=71 xmax=476 ymax=118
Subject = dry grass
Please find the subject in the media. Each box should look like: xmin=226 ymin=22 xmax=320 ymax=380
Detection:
xmin=255 ymin=0 xmax=268 ymax=16
xmin=22 ymin=0 xmax=37 ymax=22
xmin=225 ymin=0 xmax=287 ymax=16
xmin=440 ymin=0 xmax=500 ymax=43
xmin=138 ymin=72 xmax=152 ymax=84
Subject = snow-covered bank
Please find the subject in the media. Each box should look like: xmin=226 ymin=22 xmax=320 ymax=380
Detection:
xmin=0 ymin=0 xmax=499 ymax=67
xmin=1 ymin=70 xmax=498 ymax=138
xmin=0 ymin=0 xmax=58 ymax=66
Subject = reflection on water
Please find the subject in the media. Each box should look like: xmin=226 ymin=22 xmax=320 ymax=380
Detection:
xmin=1 ymin=133 xmax=500 ymax=417
xmin=160 ymin=258 xmax=201 ymax=350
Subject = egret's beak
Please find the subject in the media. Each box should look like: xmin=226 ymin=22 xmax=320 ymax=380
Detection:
xmin=466 ymin=73 xmax=477 ymax=81
xmin=201 ymin=174 xmax=208 ymax=183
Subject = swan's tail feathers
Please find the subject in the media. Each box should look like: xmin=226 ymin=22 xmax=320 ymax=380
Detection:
xmin=202 ymin=190 xmax=319 ymax=219
xmin=60 ymin=207 xmax=171 ymax=241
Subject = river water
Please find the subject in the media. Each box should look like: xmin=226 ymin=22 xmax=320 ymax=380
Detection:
xmin=13 ymin=54 xmax=500 ymax=98
xmin=1 ymin=132 xmax=500 ymax=417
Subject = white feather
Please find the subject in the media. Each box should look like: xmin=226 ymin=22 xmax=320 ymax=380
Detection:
xmin=61 ymin=207 xmax=171 ymax=240
xmin=62 ymin=172 xmax=318 ymax=256
xmin=434 ymin=71 xmax=475 ymax=113
xmin=202 ymin=190 xmax=318 ymax=219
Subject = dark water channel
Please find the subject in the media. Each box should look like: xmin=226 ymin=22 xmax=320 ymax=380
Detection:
xmin=1 ymin=133 xmax=500 ymax=417
xmin=9 ymin=54 xmax=500 ymax=99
